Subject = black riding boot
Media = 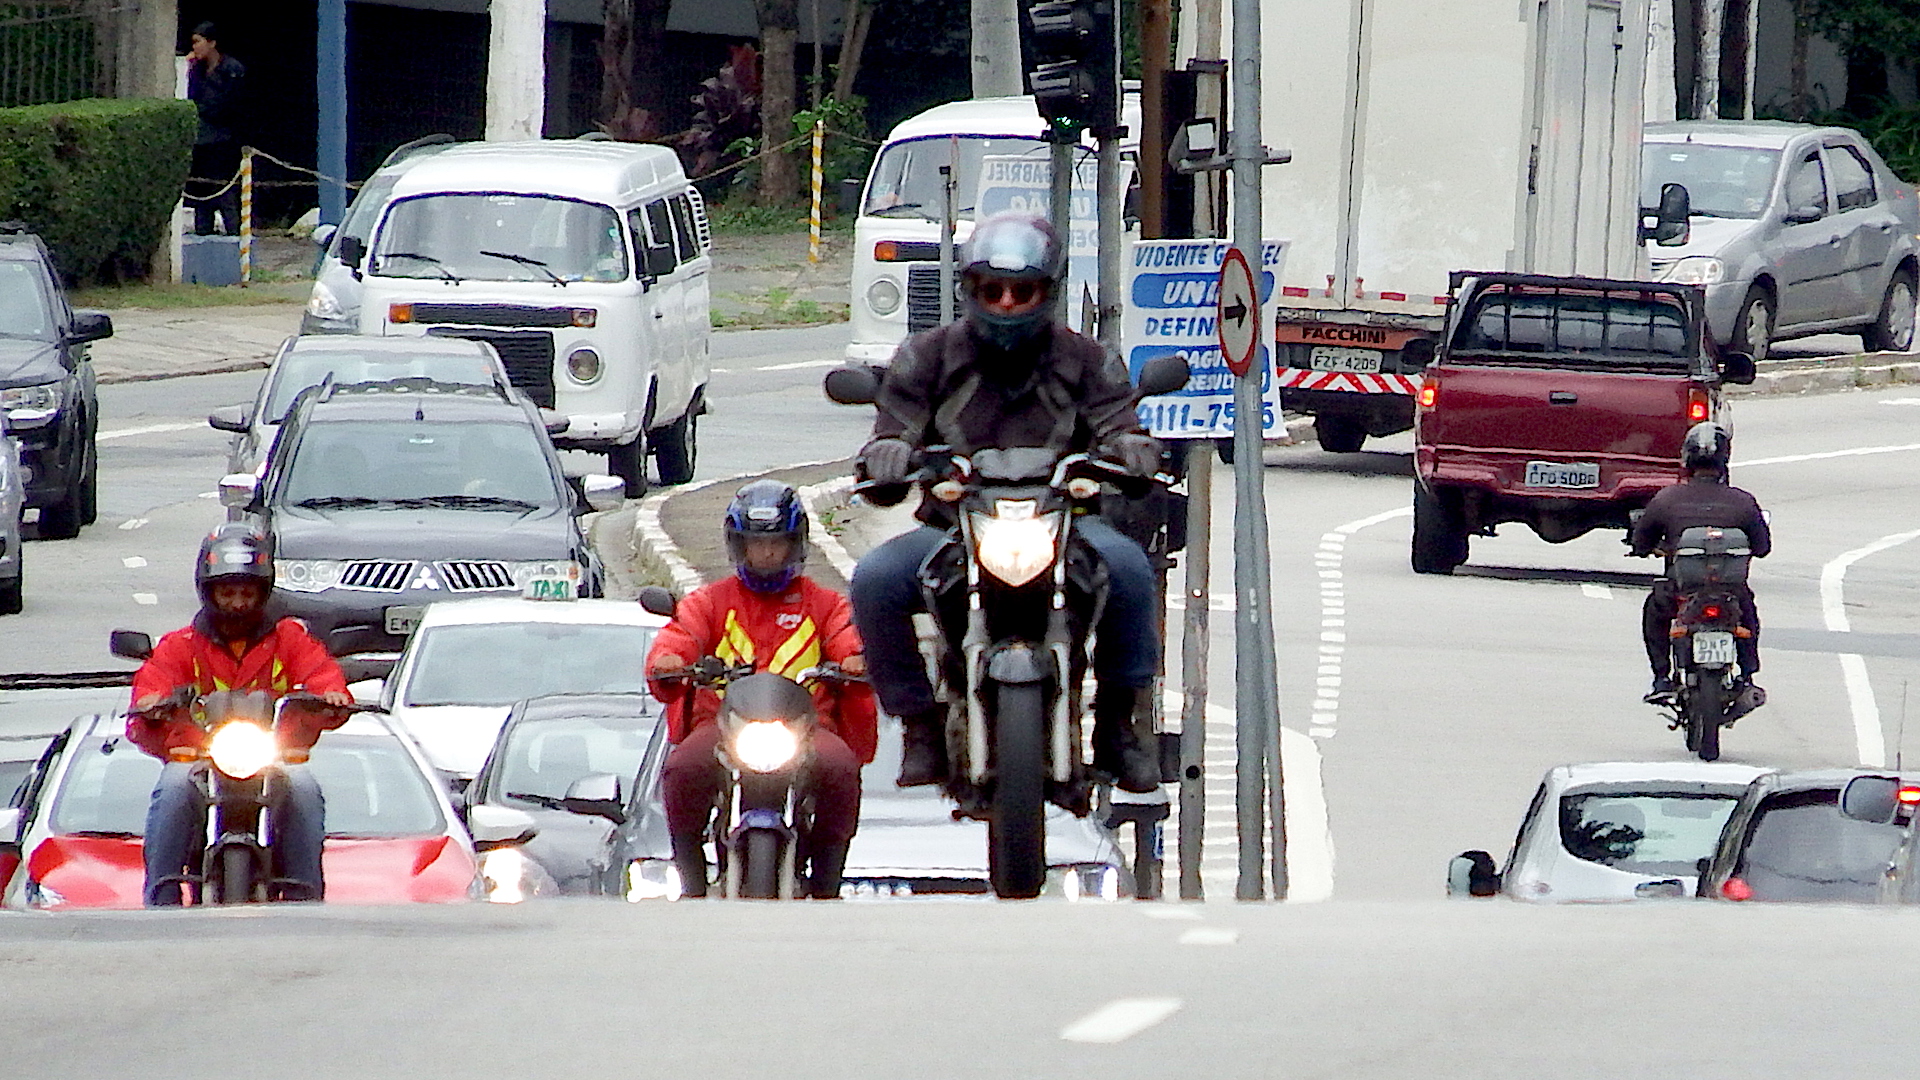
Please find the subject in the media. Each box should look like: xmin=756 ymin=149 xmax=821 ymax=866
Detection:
xmin=807 ymin=837 xmax=850 ymax=899
xmin=896 ymin=707 xmax=948 ymax=788
xmin=1092 ymin=686 xmax=1161 ymax=794
xmin=670 ymin=836 xmax=710 ymax=899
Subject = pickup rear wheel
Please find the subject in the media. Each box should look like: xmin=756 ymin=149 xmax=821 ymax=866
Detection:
xmin=1314 ymin=415 xmax=1367 ymax=453
xmin=1732 ymin=286 xmax=1773 ymax=364
xmin=1411 ymin=482 xmax=1468 ymax=575
xmin=1865 ymin=269 xmax=1917 ymax=353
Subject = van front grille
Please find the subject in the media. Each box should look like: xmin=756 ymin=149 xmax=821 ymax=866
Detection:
xmin=426 ymin=328 xmax=556 ymax=407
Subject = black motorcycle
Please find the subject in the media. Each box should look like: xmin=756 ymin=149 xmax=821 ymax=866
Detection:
xmin=823 ymin=354 xmax=1187 ymax=899
xmin=113 ymin=631 xmax=357 ymax=904
xmin=1655 ymin=526 xmax=1762 ymax=761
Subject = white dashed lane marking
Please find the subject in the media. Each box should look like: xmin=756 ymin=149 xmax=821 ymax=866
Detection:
xmin=1059 ymin=998 xmax=1184 ymax=1043
xmin=122 ymin=556 xmax=147 ymax=569
xmin=118 ymin=518 xmax=148 ymax=531
xmin=1179 ymin=927 xmax=1240 ymax=946
xmin=97 ymin=422 xmax=204 ymax=442
xmin=1581 ymin=583 xmax=1612 ymax=600
xmin=132 ymin=593 xmax=157 ymax=605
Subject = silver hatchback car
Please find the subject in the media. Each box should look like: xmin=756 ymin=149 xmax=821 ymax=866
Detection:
xmin=1643 ymin=121 xmax=1920 ymax=360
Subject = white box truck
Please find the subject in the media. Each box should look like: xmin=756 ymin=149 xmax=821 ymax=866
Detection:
xmin=1257 ymin=0 xmax=1651 ymax=452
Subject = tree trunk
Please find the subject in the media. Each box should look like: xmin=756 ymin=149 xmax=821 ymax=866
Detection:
xmin=758 ymin=0 xmax=801 ymax=206
xmin=1693 ymin=0 xmax=1723 ymax=120
xmin=832 ymin=0 xmax=875 ymax=102
xmin=1788 ymin=0 xmax=1810 ymax=118
xmin=632 ymin=0 xmax=673 ymax=120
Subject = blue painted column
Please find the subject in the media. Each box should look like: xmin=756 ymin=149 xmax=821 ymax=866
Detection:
xmin=317 ymin=0 xmax=348 ymax=224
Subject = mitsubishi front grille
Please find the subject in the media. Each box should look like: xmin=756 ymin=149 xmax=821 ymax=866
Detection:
xmin=340 ymin=560 xmax=414 ymax=591
xmin=438 ymin=560 xmax=515 ymax=591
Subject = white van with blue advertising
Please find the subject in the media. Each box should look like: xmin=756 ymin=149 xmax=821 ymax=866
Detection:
xmin=355 ymin=140 xmax=710 ymax=493
xmin=848 ymin=95 xmax=1139 ymax=364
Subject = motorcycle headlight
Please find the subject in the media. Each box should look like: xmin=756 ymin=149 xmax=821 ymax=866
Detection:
xmin=477 ymin=845 xmax=552 ymax=904
xmin=731 ymin=720 xmax=800 ymax=773
xmin=0 ymin=382 xmax=61 ymax=427
xmin=305 ymin=280 xmax=345 ymax=321
xmin=1661 ymin=256 xmax=1725 ymax=285
xmin=207 ymin=720 xmax=277 ymax=779
xmin=625 ymin=858 xmax=684 ymax=901
xmin=276 ymin=559 xmax=345 ymax=593
xmin=866 ymin=277 xmax=903 ymax=316
xmin=970 ymin=503 xmax=1063 ymax=587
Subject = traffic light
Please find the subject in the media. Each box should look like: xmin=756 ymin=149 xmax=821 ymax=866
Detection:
xmin=1018 ymin=0 xmax=1120 ymax=138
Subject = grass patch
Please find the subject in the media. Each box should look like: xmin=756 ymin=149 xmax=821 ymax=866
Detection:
xmin=69 ymin=279 xmax=310 ymax=310
xmin=713 ymin=285 xmax=849 ymax=329
xmin=707 ymin=200 xmax=855 ymax=237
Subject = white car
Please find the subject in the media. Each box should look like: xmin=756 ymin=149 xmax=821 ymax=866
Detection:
xmin=364 ymin=596 xmax=666 ymax=782
xmin=1448 ymin=761 xmax=1769 ymax=902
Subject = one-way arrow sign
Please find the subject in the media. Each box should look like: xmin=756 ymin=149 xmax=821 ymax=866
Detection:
xmin=1217 ymin=247 xmax=1259 ymax=377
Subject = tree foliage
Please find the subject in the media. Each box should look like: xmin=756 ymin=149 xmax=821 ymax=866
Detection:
xmin=1798 ymin=0 xmax=1920 ymax=62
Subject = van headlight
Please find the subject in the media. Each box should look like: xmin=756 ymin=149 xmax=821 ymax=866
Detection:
xmin=970 ymin=503 xmax=1062 ymax=587
xmin=1662 ymin=256 xmax=1725 ymax=285
xmin=566 ymin=348 xmax=603 ymax=384
xmin=208 ymin=720 xmax=277 ymax=779
xmin=305 ymin=281 xmax=345 ymax=320
xmin=866 ymin=277 xmax=903 ymax=316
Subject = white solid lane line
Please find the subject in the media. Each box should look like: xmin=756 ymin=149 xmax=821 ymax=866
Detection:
xmin=1742 ymin=442 xmax=1920 ymax=468
xmin=97 ymin=422 xmax=205 ymax=441
xmin=1059 ymin=998 xmax=1183 ymax=1043
xmin=1819 ymin=528 xmax=1920 ymax=767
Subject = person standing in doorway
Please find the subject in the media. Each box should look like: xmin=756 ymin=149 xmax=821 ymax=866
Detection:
xmin=187 ymin=21 xmax=246 ymax=236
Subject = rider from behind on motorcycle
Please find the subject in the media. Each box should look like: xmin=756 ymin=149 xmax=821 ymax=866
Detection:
xmin=1628 ymin=421 xmax=1771 ymax=704
xmin=848 ymin=211 xmax=1165 ymax=794
xmin=128 ymin=525 xmax=351 ymax=906
xmin=646 ymin=480 xmax=877 ymax=899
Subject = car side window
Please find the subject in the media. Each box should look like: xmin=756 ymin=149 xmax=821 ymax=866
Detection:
xmin=668 ymin=195 xmax=699 ymax=263
xmin=1785 ymin=152 xmax=1828 ymax=218
xmin=1829 ymin=144 xmax=1877 ymax=211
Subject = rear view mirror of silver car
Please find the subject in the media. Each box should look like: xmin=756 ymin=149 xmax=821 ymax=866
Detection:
xmin=1840 ymin=775 xmax=1902 ymax=824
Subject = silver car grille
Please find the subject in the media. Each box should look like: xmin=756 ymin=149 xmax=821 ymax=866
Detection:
xmin=339 ymin=560 xmax=414 ymax=591
xmin=438 ymin=560 xmax=515 ymax=592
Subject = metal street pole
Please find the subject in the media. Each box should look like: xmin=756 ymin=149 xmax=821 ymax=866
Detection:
xmin=317 ymin=0 xmax=348 ymax=226
xmin=1049 ymin=138 xmax=1075 ymax=318
xmin=1229 ymin=0 xmax=1285 ymax=901
xmin=1096 ymin=135 xmax=1122 ymax=348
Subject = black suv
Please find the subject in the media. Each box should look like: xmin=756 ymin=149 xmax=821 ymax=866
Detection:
xmin=0 ymin=224 xmax=110 ymax=539
xmin=225 ymin=378 xmax=622 ymax=656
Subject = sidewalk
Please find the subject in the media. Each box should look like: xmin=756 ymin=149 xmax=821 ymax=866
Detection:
xmin=91 ymin=302 xmax=303 ymax=384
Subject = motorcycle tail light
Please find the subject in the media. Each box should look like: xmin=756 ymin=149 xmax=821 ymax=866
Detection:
xmin=1701 ymin=604 xmax=1722 ymax=619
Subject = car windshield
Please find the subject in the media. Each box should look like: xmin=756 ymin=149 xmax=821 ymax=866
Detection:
xmin=1454 ymin=289 xmax=1692 ymax=363
xmin=863 ymin=136 xmax=1048 ymax=220
xmin=403 ymin=623 xmax=657 ymax=706
xmin=490 ymin=712 xmax=658 ymax=810
xmin=278 ymin=419 xmax=559 ymax=508
xmin=1642 ymin=143 xmax=1781 ymax=219
xmin=0 ymin=260 xmax=55 ymax=342
xmin=261 ymin=347 xmax=497 ymax=424
xmin=49 ymin=733 xmax=443 ymax=837
xmin=1734 ymin=787 xmax=1906 ymax=902
xmin=372 ymin=194 xmax=628 ymax=283
xmin=1558 ymin=790 xmax=1739 ymax=876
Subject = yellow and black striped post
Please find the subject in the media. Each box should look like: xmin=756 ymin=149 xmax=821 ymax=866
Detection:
xmin=808 ymin=119 xmax=824 ymax=265
xmin=239 ymin=147 xmax=254 ymax=286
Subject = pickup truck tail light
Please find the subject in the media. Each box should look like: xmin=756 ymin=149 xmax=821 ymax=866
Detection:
xmin=1687 ymin=388 xmax=1710 ymax=423
xmin=1418 ymin=378 xmax=1437 ymax=409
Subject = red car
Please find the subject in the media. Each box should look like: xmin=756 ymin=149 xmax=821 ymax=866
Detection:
xmin=0 ymin=711 xmax=480 ymax=909
xmin=1411 ymin=272 xmax=1756 ymax=574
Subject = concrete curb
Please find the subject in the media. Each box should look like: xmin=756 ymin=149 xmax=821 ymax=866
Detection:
xmin=1735 ymin=355 xmax=1920 ymax=396
xmin=98 ymin=357 xmax=270 ymax=385
xmin=630 ymin=459 xmax=847 ymax=595
xmin=796 ymin=475 xmax=859 ymax=582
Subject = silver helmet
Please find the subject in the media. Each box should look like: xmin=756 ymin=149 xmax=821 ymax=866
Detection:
xmin=959 ymin=212 xmax=1065 ymax=351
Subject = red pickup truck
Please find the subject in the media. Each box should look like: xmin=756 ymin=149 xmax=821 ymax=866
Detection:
xmin=1411 ymin=272 xmax=1756 ymax=574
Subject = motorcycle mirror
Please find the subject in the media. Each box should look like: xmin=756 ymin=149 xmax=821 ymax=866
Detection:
xmin=637 ymin=585 xmax=678 ymax=618
xmin=1135 ymin=354 xmax=1191 ymax=398
xmin=1446 ymin=850 xmax=1501 ymax=897
xmin=467 ymin=804 xmax=539 ymax=851
xmin=1719 ymin=350 xmax=1757 ymax=386
xmin=1840 ymin=775 xmax=1902 ymax=824
xmin=823 ymin=365 xmax=879 ymax=405
xmin=559 ymin=772 xmax=627 ymax=824
xmin=109 ymin=629 xmax=153 ymax=661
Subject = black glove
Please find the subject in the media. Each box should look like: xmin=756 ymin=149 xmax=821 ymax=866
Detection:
xmin=861 ymin=438 xmax=914 ymax=484
xmin=1107 ymin=433 xmax=1163 ymax=479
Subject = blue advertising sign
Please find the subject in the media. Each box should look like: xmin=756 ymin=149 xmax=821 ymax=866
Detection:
xmin=1123 ymin=240 xmax=1290 ymax=439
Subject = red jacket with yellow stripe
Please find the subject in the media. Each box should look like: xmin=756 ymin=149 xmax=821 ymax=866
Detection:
xmin=646 ymin=576 xmax=878 ymax=763
xmin=127 ymin=616 xmax=350 ymax=760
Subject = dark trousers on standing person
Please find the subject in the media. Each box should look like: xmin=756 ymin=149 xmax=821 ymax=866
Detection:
xmin=190 ymin=140 xmax=241 ymax=236
xmin=143 ymin=761 xmax=326 ymax=906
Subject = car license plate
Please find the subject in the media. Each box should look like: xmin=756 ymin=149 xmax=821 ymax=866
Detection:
xmin=384 ymin=605 xmax=424 ymax=636
xmin=1309 ymin=346 xmax=1384 ymax=374
xmin=1522 ymin=461 xmax=1600 ymax=488
xmin=1692 ymin=631 xmax=1736 ymax=665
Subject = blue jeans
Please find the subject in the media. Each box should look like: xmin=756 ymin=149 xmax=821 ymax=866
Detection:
xmin=144 ymin=761 xmax=327 ymax=906
xmin=850 ymin=518 xmax=1160 ymax=717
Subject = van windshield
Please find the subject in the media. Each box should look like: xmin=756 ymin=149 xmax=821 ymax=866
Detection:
xmin=372 ymin=194 xmax=628 ymax=283
xmin=864 ymin=136 xmax=1049 ymax=220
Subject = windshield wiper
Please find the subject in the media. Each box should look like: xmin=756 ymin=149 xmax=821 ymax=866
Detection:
xmin=411 ymin=494 xmax=542 ymax=511
xmin=292 ymin=496 xmax=388 ymax=509
xmin=378 ymin=251 xmax=462 ymax=282
xmin=480 ymin=249 xmax=566 ymax=286
xmin=506 ymin=791 xmax=569 ymax=811
xmin=867 ymin=203 xmax=929 ymax=218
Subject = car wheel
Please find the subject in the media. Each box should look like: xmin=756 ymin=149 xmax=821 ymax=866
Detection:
xmin=652 ymin=406 xmax=697 ymax=487
xmin=1732 ymin=286 xmax=1773 ymax=364
xmin=0 ymin=570 xmax=21 ymax=615
xmin=606 ymin=435 xmax=649 ymax=499
xmin=37 ymin=474 xmax=83 ymax=540
xmin=77 ymin=433 xmax=98 ymax=526
xmin=1865 ymin=270 xmax=1917 ymax=353
xmin=1314 ymin=415 xmax=1367 ymax=453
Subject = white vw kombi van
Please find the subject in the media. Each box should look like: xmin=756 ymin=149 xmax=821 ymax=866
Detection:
xmin=356 ymin=140 xmax=710 ymax=492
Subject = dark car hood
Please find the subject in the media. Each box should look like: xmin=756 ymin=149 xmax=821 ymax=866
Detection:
xmin=272 ymin=504 xmax=576 ymax=560
xmin=0 ymin=338 xmax=62 ymax=387
xmin=513 ymin=807 xmax=617 ymax=894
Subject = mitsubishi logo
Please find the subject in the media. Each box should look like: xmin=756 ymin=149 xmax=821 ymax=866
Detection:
xmin=408 ymin=564 xmax=441 ymax=591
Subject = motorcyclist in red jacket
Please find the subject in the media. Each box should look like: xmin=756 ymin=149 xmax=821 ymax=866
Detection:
xmin=646 ymin=480 xmax=876 ymax=899
xmin=129 ymin=526 xmax=350 ymax=905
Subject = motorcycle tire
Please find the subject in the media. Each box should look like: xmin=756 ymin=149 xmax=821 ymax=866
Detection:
xmin=218 ymin=845 xmax=254 ymax=904
xmin=741 ymin=828 xmax=783 ymax=900
xmin=988 ymin=682 xmax=1048 ymax=900
xmin=1692 ymin=676 xmax=1726 ymax=763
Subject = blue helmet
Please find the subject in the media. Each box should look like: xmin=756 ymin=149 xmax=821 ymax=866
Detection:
xmin=724 ymin=479 xmax=808 ymax=593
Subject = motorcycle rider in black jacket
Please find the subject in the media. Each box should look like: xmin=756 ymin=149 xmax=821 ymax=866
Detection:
xmin=1628 ymin=421 xmax=1771 ymax=704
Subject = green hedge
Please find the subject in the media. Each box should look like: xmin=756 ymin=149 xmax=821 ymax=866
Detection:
xmin=0 ymin=98 xmax=195 ymax=285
